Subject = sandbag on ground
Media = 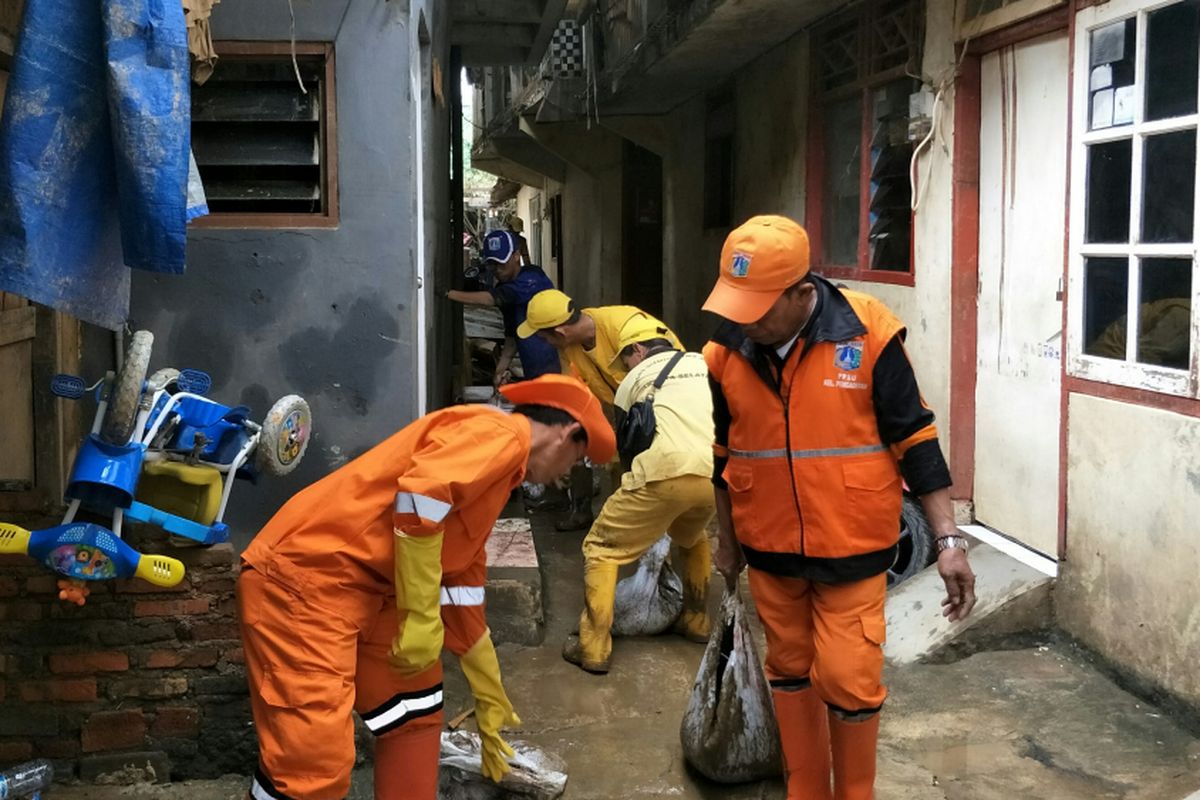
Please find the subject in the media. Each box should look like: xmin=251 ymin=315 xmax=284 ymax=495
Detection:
xmin=438 ymin=730 xmax=568 ymax=800
xmin=680 ymin=587 xmax=781 ymax=783
xmin=611 ymin=535 xmax=682 ymax=636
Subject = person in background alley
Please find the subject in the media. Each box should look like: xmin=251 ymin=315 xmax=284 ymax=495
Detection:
xmin=517 ymin=288 xmax=682 ymax=531
xmin=562 ymin=314 xmax=715 ymax=674
xmin=702 ymin=215 xmax=976 ymax=800
xmin=505 ymin=213 xmax=532 ymax=265
xmin=236 ymin=375 xmax=614 ymax=800
xmin=446 ymin=229 xmax=559 ymax=387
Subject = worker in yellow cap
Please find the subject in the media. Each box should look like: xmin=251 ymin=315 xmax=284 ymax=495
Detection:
xmin=702 ymin=215 xmax=976 ymax=800
xmin=237 ymin=375 xmax=614 ymax=800
xmin=563 ymin=314 xmax=715 ymax=674
xmin=517 ymin=289 xmax=683 ymax=530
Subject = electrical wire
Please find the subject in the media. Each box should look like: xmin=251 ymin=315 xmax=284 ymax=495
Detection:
xmin=909 ymin=84 xmax=942 ymax=212
xmin=286 ymin=0 xmax=308 ymax=96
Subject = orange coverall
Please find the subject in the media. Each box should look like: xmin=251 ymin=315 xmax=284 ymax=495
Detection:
xmin=238 ymin=406 xmax=531 ymax=800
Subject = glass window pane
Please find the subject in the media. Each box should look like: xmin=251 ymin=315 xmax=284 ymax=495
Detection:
xmin=1085 ymin=140 xmax=1132 ymax=243
xmin=1137 ymin=258 xmax=1193 ymax=369
xmin=1084 ymin=257 xmax=1130 ymax=360
xmin=868 ymin=79 xmax=915 ymax=272
xmin=1142 ymin=130 xmax=1197 ymax=243
xmin=1089 ymin=18 xmax=1137 ymax=130
xmin=823 ymin=94 xmax=862 ymax=265
xmin=1146 ymin=0 xmax=1200 ymax=122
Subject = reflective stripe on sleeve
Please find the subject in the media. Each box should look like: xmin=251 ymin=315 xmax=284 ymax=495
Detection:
xmin=360 ymin=684 xmax=444 ymax=736
xmin=394 ymin=492 xmax=451 ymax=525
xmin=440 ymin=585 xmax=485 ymax=606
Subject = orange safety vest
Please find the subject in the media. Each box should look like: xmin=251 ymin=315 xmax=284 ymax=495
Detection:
xmin=705 ymin=287 xmax=917 ymax=577
xmin=242 ymin=405 xmax=530 ymax=647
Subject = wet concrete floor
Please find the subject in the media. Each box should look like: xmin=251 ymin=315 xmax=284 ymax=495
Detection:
xmin=53 ymin=511 xmax=1200 ymax=799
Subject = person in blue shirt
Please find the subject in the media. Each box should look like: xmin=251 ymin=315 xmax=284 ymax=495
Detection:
xmin=447 ymin=230 xmax=560 ymax=386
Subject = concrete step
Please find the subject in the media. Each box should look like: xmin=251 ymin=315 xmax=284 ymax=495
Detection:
xmin=485 ymin=517 xmax=544 ymax=646
xmin=884 ymin=532 xmax=1054 ymax=665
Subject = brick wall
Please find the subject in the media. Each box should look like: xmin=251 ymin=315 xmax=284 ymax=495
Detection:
xmin=0 ymin=536 xmax=254 ymax=783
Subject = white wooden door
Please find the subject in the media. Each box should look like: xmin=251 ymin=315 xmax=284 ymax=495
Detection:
xmin=975 ymin=32 xmax=1069 ymax=558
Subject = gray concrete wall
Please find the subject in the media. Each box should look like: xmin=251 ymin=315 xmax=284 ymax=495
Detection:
xmin=1058 ymin=395 xmax=1200 ymax=711
xmin=531 ymin=123 xmax=625 ymax=309
xmin=131 ymin=0 xmax=449 ymax=547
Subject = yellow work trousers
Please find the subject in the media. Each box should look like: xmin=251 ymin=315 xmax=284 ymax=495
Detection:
xmin=579 ymin=473 xmax=715 ymax=664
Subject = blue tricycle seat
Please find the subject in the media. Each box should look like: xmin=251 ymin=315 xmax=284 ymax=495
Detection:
xmin=149 ymin=396 xmax=253 ymax=466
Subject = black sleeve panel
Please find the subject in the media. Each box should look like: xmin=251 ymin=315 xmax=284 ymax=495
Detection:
xmin=710 ymin=374 xmax=731 ymax=489
xmin=900 ymin=439 xmax=952 ymax=496
xmin=872 ymin=335 xmax=935 ymax=445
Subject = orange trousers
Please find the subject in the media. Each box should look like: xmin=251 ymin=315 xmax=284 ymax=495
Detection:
xmin=239 ymin=567 xmax=444 ymax=800
xmin=747 ymin=569 xmax=887 ymax=715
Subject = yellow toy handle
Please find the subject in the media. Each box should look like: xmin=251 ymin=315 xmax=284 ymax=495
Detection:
xmin=0 ymin=523 xmax=32 ymax=554
xmin=134 ymin=553 xmax=187 ymax=587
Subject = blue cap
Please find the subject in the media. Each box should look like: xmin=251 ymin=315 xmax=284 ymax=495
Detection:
xmin=482 ymin=230 xmax=518 ymax=263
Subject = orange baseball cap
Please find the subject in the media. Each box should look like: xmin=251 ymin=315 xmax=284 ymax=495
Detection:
xmin=702 ymin=215 xmax=810 ymax=324
xmin=499 ymin=374 xmax=615 ymax=464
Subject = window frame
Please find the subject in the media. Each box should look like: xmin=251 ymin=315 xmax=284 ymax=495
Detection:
xmin=806 ymin=0 xmax=923 ymax=287
xmin=191 ymin=41 xmax=339 ymax=230
xmin=1067 ymin=0 xmax=1200 ymax=398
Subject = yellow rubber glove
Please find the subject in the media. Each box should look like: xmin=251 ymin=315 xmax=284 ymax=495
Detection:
xmin=390 ymin=530 xmax=445 ymax=677
xmin=460 ymin=630 xmax=521 ymax=782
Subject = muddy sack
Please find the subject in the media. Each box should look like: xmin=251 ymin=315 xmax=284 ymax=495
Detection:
xmin=611 ymin=535 xmax=682 ymax=636
xmin=679 ymin=587 xmax=782 ymax=783
xmin=438 ymin=730 xmax=568 ymax=799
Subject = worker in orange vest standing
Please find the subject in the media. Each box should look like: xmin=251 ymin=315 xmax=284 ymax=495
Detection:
xmin=701 ymin=215 xmax=976 ymax=800
xmin=237 ymin=375 xmax=614 ymax=800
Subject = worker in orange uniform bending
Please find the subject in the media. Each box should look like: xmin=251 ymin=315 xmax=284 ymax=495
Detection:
xmin=702 ymin=216 xmax=976 ymax=800
xmin=237 ymin=375 xmax=615 ymax=800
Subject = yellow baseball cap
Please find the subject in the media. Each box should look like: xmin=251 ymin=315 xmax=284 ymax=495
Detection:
xmin=609 ymin=314 xmax=671 ymax=365
xmin=702 ymin=215 xmax=810 ymax=324
xmin=517 ymin=289 xmax=574 ymax=338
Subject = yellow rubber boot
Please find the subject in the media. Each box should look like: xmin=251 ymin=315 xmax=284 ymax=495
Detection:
xmin=774 ymin=685 xmax=832 ymax=800
xmin=672 ymin=537 xmax=712 ymax=643
xmin=829 ymin=711 xmax=879 ymax=800
xmin=568 ymin=560 xmax=618 ymax=673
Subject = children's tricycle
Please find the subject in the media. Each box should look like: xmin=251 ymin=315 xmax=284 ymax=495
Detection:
xmin=0 ymin=330 xmax=312 ymax=603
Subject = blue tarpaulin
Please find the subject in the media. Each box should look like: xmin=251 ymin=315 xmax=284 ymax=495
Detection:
xmin=0 ymin=0 xmax=193 ymax=329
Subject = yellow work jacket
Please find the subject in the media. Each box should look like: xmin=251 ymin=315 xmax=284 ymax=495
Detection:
xmin=560 ymin=306 xmax=682 ymax=406
xmin=705 ymin=281 xmax=942 ymax=582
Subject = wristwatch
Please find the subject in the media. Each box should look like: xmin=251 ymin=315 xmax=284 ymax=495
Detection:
xmin=935 ymin=534 xmax=969 ymax=554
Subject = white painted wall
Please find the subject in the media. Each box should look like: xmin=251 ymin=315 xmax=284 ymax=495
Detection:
xmin=1058 ymin=394 xmax=1200 ymax=708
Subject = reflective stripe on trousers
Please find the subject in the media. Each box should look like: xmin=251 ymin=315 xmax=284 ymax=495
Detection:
xmin=359 ymin=684 xmax=445 ymax=736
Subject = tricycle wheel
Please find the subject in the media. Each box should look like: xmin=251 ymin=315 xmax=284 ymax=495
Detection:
xmin=887 ymin=494 xmax=935 ymax=589
xmin=256 ymin=395 xmax=312 ymax=476
xmin=100 ymin=330 xmax=153 ymax=446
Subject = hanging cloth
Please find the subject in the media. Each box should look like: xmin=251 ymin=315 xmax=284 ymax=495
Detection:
xmin=0 ymin=0 xmax=191 ymax=329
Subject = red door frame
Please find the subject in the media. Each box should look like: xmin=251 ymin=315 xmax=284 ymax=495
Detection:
xmin=949 ymin=5 xmax=1071 ymax=555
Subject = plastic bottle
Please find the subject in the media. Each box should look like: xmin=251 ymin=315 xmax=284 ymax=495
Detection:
xmin=0 ymin=759 xmax=53 ymax=799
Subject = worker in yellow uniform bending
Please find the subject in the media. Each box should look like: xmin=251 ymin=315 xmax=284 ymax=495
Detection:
xmin=237 ymin=375 xmax=614 ymax=800
xmin=517 ymin=289 xmax=682 ymax=530
xmin=562 ymin=314 xmax=716 ymax=674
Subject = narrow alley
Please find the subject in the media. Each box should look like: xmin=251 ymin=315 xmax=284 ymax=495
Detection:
xmin=1 ymin=0 xmax=1199 ymax=798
